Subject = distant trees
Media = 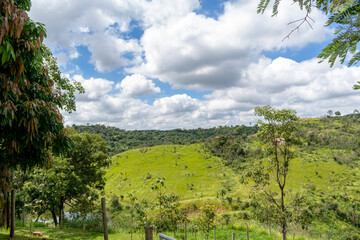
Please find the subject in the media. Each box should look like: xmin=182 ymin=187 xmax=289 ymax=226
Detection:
xmin=327 ymin=110 xmax=333 ymax=116
xmin=73 ymin=124 xmax=257 ymax=155
xmin=335 ymin=111 xmax=341 ymax=116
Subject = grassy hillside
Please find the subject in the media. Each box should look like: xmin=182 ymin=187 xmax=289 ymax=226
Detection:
xmin=104 ymin=144 xmax=245 ymax=201
xmin=103 ymin=115 xmax=360 ymax=239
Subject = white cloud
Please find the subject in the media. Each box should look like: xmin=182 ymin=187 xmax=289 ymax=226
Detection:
xmin=30 ymin=0 xmax=360 ymax=130
xmin=87 ymin=32 xmax=142 ymax=72
xmin=116 ymin=74 xmax=161 ymax=97
xmin=72 ymin=75 xmax=114 ymax=101
xmin=130 ymin=0 xmax=330 ymax=90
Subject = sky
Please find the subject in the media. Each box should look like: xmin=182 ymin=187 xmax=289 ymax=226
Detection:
xmin=29 ymin=0 xmax=360 ymax=130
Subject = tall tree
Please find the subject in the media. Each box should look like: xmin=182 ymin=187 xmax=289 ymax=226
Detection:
xmin=245 ymin=106 xmax=305 ymax=240
xmin=257 ymin=0 xmax=360 ymax=70
xmin=0 ymin=0 xmax=83 ymax=208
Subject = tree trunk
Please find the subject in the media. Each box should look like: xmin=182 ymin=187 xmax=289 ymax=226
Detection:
xmin=51 ymin=209 xmax=58 ymax=227
xmin=0 ymin=204 xmax=6 ymax=228
xmin=281 ymin=186 xmax=287 ymax=240
xmin=10 ymin=189 xmax=15 ymax=238
xmin=282 ymin=222 xmax=287 ymax=240
xmin=59 ymin=198 xmax=64 ymax=229
xmin=6 ymin=198 xmax=10 ymax=229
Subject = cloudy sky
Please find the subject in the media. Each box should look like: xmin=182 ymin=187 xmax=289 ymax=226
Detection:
xmin=29 ymin=0 xmax=360 ymax=130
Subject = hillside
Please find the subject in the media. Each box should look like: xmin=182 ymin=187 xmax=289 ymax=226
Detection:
xmin=104 ymin=144 xmax=243 ymax=202
xmin=104 ymin=114 xmax=360 ymax=239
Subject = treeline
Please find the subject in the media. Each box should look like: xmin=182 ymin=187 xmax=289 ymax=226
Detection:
xmin=72 ymin=124 xmax=258 ymax=155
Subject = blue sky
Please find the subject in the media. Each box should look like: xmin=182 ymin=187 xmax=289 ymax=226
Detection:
xmin=29 ymin=0 xmax=360 ymax=130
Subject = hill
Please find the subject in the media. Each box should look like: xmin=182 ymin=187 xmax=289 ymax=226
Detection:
xmin=104 ymin=114 xmax=360 ymax=239
xmin=104 ymin=144 xmax=243 ymax=202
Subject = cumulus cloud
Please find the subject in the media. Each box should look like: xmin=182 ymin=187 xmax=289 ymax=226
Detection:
xmin=31 ymin=0 xmax=330 ymax=87
xmin=72 ymin=75 xmax=114 ymax=101
xmin=116 ymin=74 xmax=160 ymax=97
xmin=130 ymin=0 xmax=330 ymax=90
xmin=29 ymin=0 xmax=360 ymax=130
xmin=63 ymin=59 xmax=360 ymax=130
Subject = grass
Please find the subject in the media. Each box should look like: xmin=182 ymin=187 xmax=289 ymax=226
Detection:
xmin=0 ymin=225 xmax=280 ymax=240
xmin=104 ymin=144 xmax=247 ymax=201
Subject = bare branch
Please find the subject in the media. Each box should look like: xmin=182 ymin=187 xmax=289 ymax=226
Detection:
xmin=282 ymin=1 xmax=315 ymax=41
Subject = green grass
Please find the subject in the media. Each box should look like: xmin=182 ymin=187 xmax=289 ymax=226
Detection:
xmin=104 ymin=144 xmax=246 ymax=201
xmin=0 ymin=225 xmax=279 ymax=240
xmin=0 ymin=226 xmax=132 ymax=240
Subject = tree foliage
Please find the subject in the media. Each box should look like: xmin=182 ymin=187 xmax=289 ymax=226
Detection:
xmin=258 ymin=0 xmax=360 ymax=69
xmin=0 ymin=0 xmax=83 ymax=208
xmin=14 ymin=132 xmax=109 ymax=226
xmin=73 ymin=124 xmax=257 ymax=156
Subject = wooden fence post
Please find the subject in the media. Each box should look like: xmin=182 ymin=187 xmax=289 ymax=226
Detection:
xmin=246 ymin=224 xmax=249 ymax=240
xmin=101 ymin=198 xmax=108 ymax=240
xmin=184 ymin=222 xmax=187 ymax=240
xmin=213 ymin=227 xmax=216 ymax=240
xmin=145 ymin=225 xmax=153 ymax=240
xmin=10 ymin=189 xmax=15 ymax=238
xmin=232 ymin=232 xmax=235 ymax=240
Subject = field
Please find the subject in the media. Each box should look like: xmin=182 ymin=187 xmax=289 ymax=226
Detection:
xmin=104 ymin=144 xmax=245 ymax=201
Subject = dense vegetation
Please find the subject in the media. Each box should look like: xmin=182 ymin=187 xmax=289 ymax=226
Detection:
xmin=72 ymin=124 xmax=257 ymax=155
xmin=204 ymin=113 xmax=360 ymax=239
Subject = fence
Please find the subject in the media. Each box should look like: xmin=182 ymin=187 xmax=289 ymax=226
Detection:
xmin=100 ymin=198 xmax=251 ymax=240
xmin=159 ymin=233 xmax=176 ymax=240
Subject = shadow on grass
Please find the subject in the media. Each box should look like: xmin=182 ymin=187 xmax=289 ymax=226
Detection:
xmin=0 ymin=227 xmax=104 ymax=240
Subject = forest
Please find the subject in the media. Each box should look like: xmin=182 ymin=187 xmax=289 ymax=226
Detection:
xmin=72 ymin=124 xmax=258 ymax=155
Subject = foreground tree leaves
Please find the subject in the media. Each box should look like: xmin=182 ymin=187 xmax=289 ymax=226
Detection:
xmin=258 ymin=0 xmax=360 ymax=68
xmin=0 ymin=0 xmax=83 ymax=209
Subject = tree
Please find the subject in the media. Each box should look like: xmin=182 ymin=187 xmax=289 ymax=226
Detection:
xmin=245 ymin=106 xmax=306 ymax=240
xmin=195 ymin=205 xmax=216 ymax=240
xmin=327 ymin=110 xmax=333 ymax=116
xmin=335 ymin=110 xmax=341 ymax=116
xmin=0 ymin=0 xmax=83 ymax=208
xmin=257 ymin=0 xmax=360 ymax=70
xmin=14 ymin=132 xmax=109 ymax=226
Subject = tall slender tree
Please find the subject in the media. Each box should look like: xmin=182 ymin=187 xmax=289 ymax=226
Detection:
xmin=245 ymin=106 xmax=307 ymax=240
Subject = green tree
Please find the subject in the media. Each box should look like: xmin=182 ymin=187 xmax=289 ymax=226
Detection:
xmin=257 ymin=0 xmax=360 ymax=69
xmin=246 ymin=106 xmax=301 ymax=240
xmin=161 ymin=192 xmax=187 ymax=236
xmin=335 ymin=110 xmax=341 ymax=116
xmin=327 ymin=110 xmax=333 ymax=116
xmin=195 ymin=205 xmax=216 ymax=240
xmin=0 ymin=0 xmax=83 ymax=209
xmin=14 ymin=132 xmax=109 ymax=226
